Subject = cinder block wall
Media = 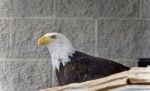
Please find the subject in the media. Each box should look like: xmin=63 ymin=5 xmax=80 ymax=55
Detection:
xmin=0 ymin=0 xmax=149 ymax=91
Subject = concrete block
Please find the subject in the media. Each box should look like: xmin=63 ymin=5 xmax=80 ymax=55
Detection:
xmin=0 ymin=59 xmax=53 ymax=91
xmin=136 ymin=21 xmax=150 ymax=57
xmin=0 ymin=20 xmax=10 ymax=58
xmin=12 ymin=0 xmax=53 ymax=17
xmin=55 ymin=0 xmax=139 ymax=18
xmin=0 ymin=0 xmax=13 ymax=17
xmin=10 ymin=19 xmax=55 ymax=58
xmin=97 ymin=20 xmax=142 ymax=58
xmin=142 ymin=0 xmax=150 ymax=18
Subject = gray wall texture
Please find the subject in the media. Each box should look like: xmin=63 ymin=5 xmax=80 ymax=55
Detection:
xmin=0 ymin=0 xmax=149 ymax=91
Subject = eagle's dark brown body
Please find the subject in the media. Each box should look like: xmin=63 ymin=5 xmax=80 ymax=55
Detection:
xmin=56 ymin=51 xmax=130 ymax=86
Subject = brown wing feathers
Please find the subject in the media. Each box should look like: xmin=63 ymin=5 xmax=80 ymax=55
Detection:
xmin=56 ymin=51 xmax=130 ymax=86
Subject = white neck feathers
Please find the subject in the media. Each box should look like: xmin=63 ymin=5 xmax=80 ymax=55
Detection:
xmin=47 ymin=36 xmax=75 ymax=71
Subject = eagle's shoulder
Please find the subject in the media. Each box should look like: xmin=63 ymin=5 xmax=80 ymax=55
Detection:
xmin=65 ymin=51 xmax=129 ymax=75
xmin=57 ymin=51 xmax=130 ymax=85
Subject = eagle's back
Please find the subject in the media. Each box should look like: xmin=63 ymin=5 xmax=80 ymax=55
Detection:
xmin=56 ymin=51 xmax=130 ymax=86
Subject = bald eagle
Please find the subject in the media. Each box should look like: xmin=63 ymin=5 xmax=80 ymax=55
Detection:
xmin=38 ymin=33 xmax=130 ymax=86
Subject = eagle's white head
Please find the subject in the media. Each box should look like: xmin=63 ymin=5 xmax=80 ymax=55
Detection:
xmin=37 ymin=33 xmax=75 ymax=70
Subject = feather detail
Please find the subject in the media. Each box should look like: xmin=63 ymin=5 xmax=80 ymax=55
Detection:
xmin=46 ymin=33 xmax=75 ymax=71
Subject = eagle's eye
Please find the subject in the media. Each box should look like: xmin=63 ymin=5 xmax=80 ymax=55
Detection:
xmin=51 ymin=35 xmax=57 ymax=39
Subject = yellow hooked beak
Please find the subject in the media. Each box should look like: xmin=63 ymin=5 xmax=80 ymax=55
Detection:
xmin=37 ymin=36 xmax=53 ymax=45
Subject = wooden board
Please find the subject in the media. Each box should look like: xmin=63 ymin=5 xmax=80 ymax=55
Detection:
xmin=39 ymin=67 xmax=150 ymax=91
